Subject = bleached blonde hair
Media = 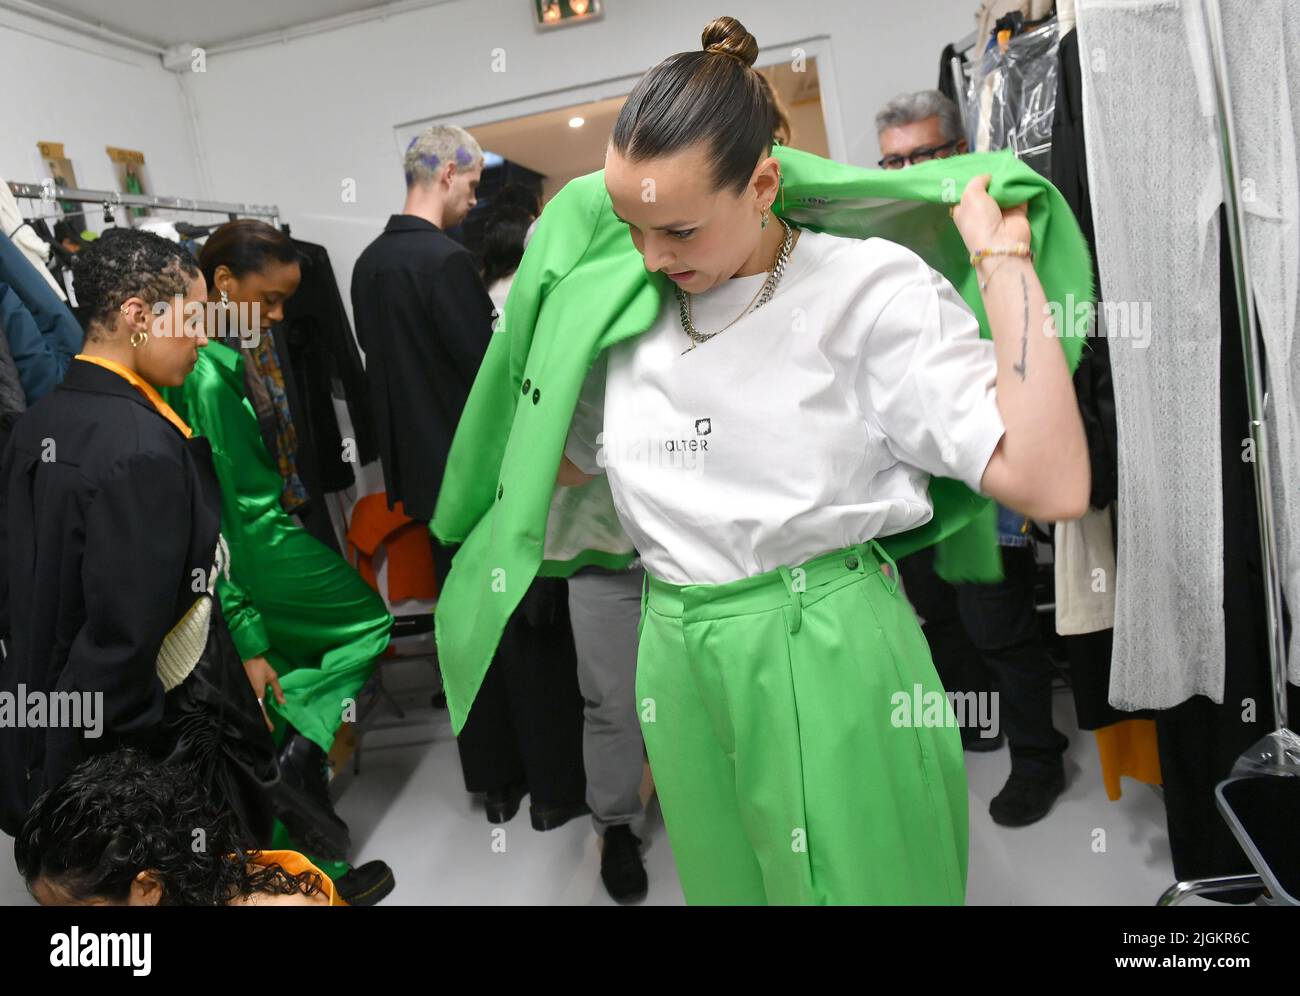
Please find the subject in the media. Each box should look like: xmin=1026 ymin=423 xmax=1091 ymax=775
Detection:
xmin=404 ymin=125 xmax=483 ymax=189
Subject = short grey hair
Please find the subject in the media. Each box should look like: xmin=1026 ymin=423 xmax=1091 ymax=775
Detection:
xmin=404 ymin=125 xmax=483 ymax=188
xmin=874 ymin=90 xmax=964 ymax=142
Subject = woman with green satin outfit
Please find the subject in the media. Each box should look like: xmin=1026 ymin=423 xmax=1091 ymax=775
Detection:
xmin=163 ymin=220 xmax=395 ymax=904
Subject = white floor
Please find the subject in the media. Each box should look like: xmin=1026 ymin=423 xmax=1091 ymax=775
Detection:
xmin=1 ymin=658 xmax=1216 ymax=906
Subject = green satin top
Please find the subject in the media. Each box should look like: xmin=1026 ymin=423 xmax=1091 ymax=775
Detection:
xmin=163 ymin=342 xmax=391 ymax=667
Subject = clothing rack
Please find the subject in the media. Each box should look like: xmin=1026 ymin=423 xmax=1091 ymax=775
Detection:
xmin=6 ymin=180 xmax=280 ymax=227
xmin=1160 ymin=0 xmax=1297 ymax=907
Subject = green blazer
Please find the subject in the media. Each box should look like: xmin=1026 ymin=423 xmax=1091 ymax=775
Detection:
xmin=432 ymin=145 xmax=1094 ymax=733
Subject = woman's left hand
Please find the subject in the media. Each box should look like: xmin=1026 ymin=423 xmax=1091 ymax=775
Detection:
xmin=951 ymin=174 xmax=1031 ymax=255
xmin=243 ymin=655 xmax=284 ymax=732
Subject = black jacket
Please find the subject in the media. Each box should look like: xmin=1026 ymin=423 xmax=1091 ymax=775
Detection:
xmin=0 ymin=359 xmax=275 ymax=836
xmin=280 ymin=238 xmax=379 ymax=494
xmin=351 ymin=214 xmax=495 ymax=521
xmin=1051 ymin=28 xmax=1118 ymax=511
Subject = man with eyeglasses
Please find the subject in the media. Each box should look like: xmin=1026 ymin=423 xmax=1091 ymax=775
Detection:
xmin=877 ymin=89 xmax=1070 ymax=829
xmin=875 ymin=89 xmax=968 ymax=169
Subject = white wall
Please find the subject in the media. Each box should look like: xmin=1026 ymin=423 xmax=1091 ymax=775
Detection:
xmin=2 ymin=0 xmax=975 ymax=303
xmin=0 ymin=7 xmax=204 ymax=219
xmin=178 ymin=0 xmax=976 ymax=308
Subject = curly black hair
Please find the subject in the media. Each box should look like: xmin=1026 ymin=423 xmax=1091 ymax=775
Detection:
xmin=15 ymin=749 xmax=324 ymax=906
xmin=74 ymin=228 xmax=201 ymax=340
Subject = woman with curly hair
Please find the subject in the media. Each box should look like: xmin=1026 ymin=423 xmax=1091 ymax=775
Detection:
xmin=16 ymin=749 xmax=340 ymax=906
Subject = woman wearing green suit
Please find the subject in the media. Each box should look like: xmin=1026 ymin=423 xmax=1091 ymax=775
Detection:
xmin=431 ymin=5 xmax=1096 ymax=903
xmin=165 ymin=220 xmax=394 ymax=904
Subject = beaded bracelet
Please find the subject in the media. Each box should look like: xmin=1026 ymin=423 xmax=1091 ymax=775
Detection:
xmin=970 ymin=243 xmax=1034 ymax=267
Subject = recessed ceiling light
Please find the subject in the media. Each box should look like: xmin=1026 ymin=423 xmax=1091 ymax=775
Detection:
xmin=569 ymin=116 xmax=585 ymax=128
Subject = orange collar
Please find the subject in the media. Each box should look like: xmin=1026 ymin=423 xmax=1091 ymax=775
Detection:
xmin=75 ymin=354 xmax=192 ymax=438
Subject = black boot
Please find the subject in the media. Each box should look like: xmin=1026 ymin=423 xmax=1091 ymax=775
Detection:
xmin=600 ymin=825 xmax=648 ymax=904
xmin=530 ymin=798 xmax=590 ymax=831
xmin=274 ymin=732 xmax=351 ymax=861
xmin=484 ymin=780 xmax=527 ymax=824
xmin=990 ymin=768 xmax=1066 ymax=827
xmin=334 ymin=860 xmax=396 ymax=906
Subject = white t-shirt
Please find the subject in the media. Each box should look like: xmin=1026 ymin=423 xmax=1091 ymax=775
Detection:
xmin=487 ymin=273 xmax=514 ymax=315
xmin=564 ymin=229 xmax=1005 ymax=586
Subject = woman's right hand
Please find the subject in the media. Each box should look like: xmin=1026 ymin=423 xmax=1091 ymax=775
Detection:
xmin=243 ymin=655 xmax=285 ymax=732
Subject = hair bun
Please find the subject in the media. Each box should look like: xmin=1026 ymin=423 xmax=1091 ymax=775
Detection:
xmin=701 ymin=15 xmax=758 ymax=68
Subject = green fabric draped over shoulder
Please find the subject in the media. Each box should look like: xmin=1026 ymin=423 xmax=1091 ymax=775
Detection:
xmin=431 ymin=144 xmax=1094 ymax=735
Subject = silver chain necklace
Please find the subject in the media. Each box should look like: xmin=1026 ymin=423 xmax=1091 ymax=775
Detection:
xmin=676 ymin=217 xmax=795 ymax=352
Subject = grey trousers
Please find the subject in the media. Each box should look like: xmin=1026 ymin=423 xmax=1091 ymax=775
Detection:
xmin=566 ymin=564 xmax=647 ymax=837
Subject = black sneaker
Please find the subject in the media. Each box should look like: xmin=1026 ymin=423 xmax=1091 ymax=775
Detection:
xmin=601 ymin=825 xmax=648 ymax=904
xmin=989 ymin=768 xmax=1066 ymax=827
xmin=484 ymin=780 xmax=527 ymax=824
xmin=274 ymin=733 xmax=351 ymax=861
xmin=334 ymin=860 xmax=396 ymax=906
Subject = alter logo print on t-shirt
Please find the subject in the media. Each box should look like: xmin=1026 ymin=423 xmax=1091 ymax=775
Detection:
xmin=663 ymin=416 xmax=712 ymax=454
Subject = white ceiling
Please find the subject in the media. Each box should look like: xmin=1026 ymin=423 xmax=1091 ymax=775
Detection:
xmin=12 ymin=0 xmax=424 ymax=48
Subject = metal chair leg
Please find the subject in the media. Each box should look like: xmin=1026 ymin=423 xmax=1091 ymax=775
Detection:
xmin=1158 ymin=874 xmax=1265 ymax=906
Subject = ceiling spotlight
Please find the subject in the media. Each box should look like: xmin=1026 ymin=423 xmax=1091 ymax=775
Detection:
xmin=569 ymin=116 xmax=585 ymax=128
xmin=571 ymin=0 xmax=590 ymax=13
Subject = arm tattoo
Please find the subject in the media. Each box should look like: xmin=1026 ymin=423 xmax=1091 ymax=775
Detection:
xmin=1013 ymin=272 xmax=1029 ymax=381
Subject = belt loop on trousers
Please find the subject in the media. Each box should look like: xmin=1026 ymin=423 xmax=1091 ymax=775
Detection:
xmin=869 ymin=539 xmax=900 ymax=595
xmin=776 ymin=564 xmax=803 ymax=634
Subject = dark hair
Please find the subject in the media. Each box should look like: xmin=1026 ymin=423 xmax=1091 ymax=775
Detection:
xmin=198 ymin=219 xmax=300 ymax=291
xmin=15 ymin=749 xmax=325 ymax=907
xmin=610 ymin=16 xmax=791 ymax=197
xmin=74 ymin=228 xmax=201 ymax=339
xmin=479 ymin=185 xmax=539 ymax=288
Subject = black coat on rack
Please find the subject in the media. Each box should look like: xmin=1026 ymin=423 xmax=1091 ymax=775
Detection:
xmin=278 ymin=238 xmax=379 ymax=494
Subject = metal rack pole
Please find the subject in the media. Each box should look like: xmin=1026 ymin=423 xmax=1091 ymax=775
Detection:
xmin=1200 ymin=0 xmax=1290 ymax=733
xmin=6 ymin=180 xmax=279 ymax=220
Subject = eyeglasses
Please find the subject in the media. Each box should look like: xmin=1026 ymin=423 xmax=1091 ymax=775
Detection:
xmin=877 ymin=139 xmax=963 ymax=170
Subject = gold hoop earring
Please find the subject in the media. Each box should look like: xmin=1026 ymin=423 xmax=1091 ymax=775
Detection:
xmin=130 ymin=329 xmax=148 ymax=348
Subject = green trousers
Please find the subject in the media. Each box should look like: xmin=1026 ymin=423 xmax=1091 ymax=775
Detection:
xmin=636 ymin=539 xmax=968 ymax=905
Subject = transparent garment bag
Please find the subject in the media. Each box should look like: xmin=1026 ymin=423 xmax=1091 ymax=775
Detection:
xmin=963 ymin=17 xmax=1061 ymax=176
